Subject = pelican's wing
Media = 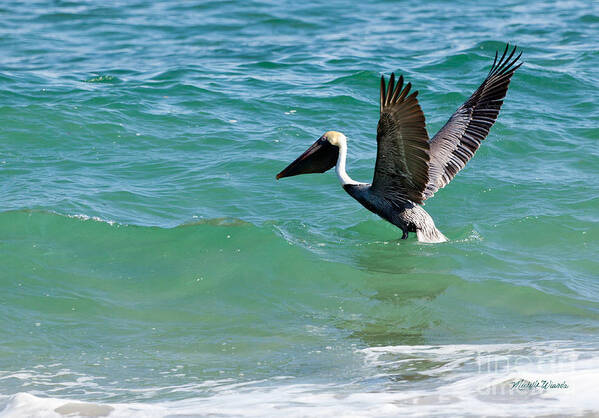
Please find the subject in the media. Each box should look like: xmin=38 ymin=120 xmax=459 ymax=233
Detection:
xmin=424 ymin=44 xmax=522 ymax=199
xmin=371 ymin=73 xmax=431 ymax=205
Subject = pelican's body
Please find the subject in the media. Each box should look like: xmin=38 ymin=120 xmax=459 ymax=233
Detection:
xmin=343 ymin=183 xmax=446 ymax=242
xmin=324 ymin=130 xmax=447 ymax=242
xmin=277 ymin=45 xmax=522 ymax=243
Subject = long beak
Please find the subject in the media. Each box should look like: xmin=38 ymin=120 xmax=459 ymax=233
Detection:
xmin=276 ymin=137 xmax=339 ymax=180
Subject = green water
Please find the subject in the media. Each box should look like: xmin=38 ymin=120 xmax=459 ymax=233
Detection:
xmin=1 ymin=0 xmax=598 ymax=416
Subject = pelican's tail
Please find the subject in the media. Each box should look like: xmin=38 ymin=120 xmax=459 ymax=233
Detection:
xmin=416 ymin=225 xmax=448 ymax=243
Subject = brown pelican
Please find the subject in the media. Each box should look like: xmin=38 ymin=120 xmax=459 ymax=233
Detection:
xmin=276 ymin=45 xmax=522 ymax=243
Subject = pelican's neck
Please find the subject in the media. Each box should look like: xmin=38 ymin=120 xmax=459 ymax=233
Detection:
xmin=335 ymin=139 xmax=358 ymax=186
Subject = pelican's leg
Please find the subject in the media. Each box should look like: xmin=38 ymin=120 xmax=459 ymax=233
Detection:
xmin=401 ymin=230 xmax=409 ymax=240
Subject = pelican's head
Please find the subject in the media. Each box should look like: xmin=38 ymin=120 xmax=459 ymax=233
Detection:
xmin=276 ymin=131 xmax=345 ymax=180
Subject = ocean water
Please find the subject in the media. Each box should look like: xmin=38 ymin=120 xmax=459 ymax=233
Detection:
xmin=1 ymin=0 xmax=598 ymax=416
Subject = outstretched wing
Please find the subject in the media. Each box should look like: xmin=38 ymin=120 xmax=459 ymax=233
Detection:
xmin=424 ymin=44 xmax=522 ymax=199
xmin=371 ymin=73 xmax=431 ymax=205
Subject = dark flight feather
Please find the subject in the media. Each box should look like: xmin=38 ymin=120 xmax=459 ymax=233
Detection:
xmin=372 ymin=73 xmax=431 ymax=204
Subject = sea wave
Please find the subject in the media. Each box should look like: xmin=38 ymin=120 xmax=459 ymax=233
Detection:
xmin=1 ymin=342 xmax=597 ymax=417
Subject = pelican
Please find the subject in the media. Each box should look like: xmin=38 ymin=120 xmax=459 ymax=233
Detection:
xmin=276 ymin=45 xmax=522 ymax=243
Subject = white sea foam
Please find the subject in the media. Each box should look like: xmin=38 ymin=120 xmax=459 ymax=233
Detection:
xmin=1 ymin=342 xmax=597 ymax=417
xmin=66 ymin=214 xmax=116 ymax=226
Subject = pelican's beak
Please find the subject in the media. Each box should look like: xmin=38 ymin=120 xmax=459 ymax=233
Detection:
xmin=276 ymin=137 xmax=339 ymax=180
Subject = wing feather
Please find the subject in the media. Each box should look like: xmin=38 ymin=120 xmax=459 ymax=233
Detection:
xmin=424 ymin=44 xmax=522 ymax=199
xmin=371 ymin=73 xmax=431 ymax=204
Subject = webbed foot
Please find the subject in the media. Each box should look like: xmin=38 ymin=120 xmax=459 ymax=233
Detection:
xmin=401 ymin=230 xmax=409 ymax=240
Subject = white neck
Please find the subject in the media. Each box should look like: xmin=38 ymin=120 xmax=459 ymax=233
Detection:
xmin=335 ymin=138 xmax=359 ymax=186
